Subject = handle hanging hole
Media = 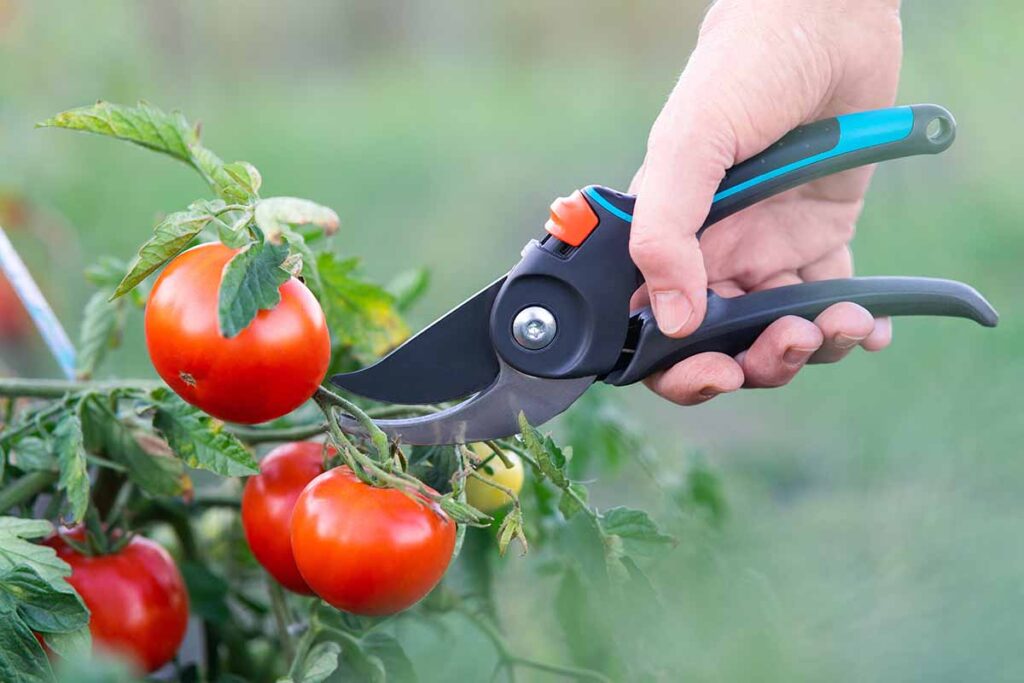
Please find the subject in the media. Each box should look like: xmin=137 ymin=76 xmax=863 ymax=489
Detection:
xmin=925 ymin=116 xmax=953 ymax=145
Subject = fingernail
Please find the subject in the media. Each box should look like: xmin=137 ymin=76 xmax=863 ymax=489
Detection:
xmin=783 ymin=346 xmax=817 ymax=366
xmin=651 ymin=290 xmax=693 ymax=335
xmin=833 ymin=333 xmax=864 ymax=350
xmin=699 ymin=386 xmax=721 ymax=399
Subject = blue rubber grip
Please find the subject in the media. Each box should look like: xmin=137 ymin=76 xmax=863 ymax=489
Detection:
xmin=699 ymin=104 xmax=955 ymax=232
xmin=579 ymin=104 xmax=957 ymax=231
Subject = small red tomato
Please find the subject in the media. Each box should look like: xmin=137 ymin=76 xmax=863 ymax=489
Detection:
xmin=290 ymin=467 xmax=457 ymax=616
xmin=44 ymin=532 xmax=189 ymax=673
xmin=242 ymin=441 xmax=331 ymax=594
xmin=144 ymin=242 xmax=330 ymax=424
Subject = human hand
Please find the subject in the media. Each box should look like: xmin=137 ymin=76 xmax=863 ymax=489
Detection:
xmin=630 ymin=0 xmax=903 ymax=405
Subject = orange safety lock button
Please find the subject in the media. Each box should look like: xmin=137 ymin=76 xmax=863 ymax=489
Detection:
xmin=544 ymin=190 xmax=598 ymax=247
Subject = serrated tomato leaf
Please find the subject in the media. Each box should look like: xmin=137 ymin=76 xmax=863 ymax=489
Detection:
xmin=217 ymin=239 xmax=290 ymax=338
xmin=517 ymin=413 xmax=570 ymax=488
xmin=600 ymin=506 xmax=675 ymax=557
xmin=42 ymin=626 xmax=91 ymax=661
xmin=0 ymin=604 xmax=53 ymax=683
xmin=38 ymin=100 xmax=194 ymax=162
xmin=316 ymin=253 xmax=408 ymax=364
xmin=293 ymin=641 xmax=341 ymax=683
xmin=0 ymin=518 xmax=69 ymax=588
xmin=112 ymin=203 xmax=222 ymax=299
xmin=41 ymin=101 xmax=261 ymax=205
xmin=52 ymin=413 xmax=89 ymax=524
xmin=149 ymin=389 xmax=258 ymax=476
xmin=80 ymin=396 xmax=186 ymax=497
xmin=76 ymin=289 xmax=121 ymax=380
xmin=254 ymin=197 xmax=339 ymax=240
xmin=0 ymin=565 xmax=89 ymax=634
xmin=9 ymin=437 xmax=56 ymax=473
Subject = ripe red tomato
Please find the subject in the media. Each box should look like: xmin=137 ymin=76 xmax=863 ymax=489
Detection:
xmin=44 ymin=532 xmax=189 ymax=673
xmin=290 ymin=467 xmax=457 ymax=616
xmin=144 ymin=242 xmax=330 ymax=424
xmin=241 ymin=441 xmax=331 ymax=594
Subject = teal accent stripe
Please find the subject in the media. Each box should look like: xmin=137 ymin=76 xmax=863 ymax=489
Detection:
xmin=712 ymin=106 xmax=914 ymax=203
xmin=584 ymin=186 xmax=633 ymax=223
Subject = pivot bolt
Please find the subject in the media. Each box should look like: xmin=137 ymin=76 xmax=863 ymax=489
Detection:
xmin=512 ymin=306 xmax=557 ymax=350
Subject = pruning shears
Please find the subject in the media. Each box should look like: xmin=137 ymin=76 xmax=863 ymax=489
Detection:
xmin=332 ymin=104 xmax=998 ymax=445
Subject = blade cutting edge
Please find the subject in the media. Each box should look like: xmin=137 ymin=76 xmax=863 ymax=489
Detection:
xmin=331 ymin=278 xmax=505 ymax=405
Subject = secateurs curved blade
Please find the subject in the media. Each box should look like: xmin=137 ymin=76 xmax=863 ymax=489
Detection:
xmin=332 ymin=104 xmax=998 ymax=445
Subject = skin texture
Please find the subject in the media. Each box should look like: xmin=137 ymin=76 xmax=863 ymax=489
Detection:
xmin=465 ymin=445 xmax=524 ymax=513
xmin=290 ymin=467 xmax=457 ymax=616
xmin=44 ymin=533 xmax=189 ymax=673
xmin=144 ymin=242 xmax=330 ymax=424
xmin=241 ymin=441 xmax=330 ymax=594
xmin=630 ymin=0 xmax=902 ymax=405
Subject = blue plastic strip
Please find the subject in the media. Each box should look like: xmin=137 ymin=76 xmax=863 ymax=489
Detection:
xmin=711 ymin=107 xmax=914 ymax=203
xmin=0 ymin=227 xmax=77 ymax=379
xmin=583 ymin=186 xmax=634 ymax=223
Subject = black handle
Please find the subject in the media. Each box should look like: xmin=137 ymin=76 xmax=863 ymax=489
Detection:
xmin=584 ymin=104 xmax=957 ymax=235
xmin=601 ymin=277 xmax=998 ymax=386
xmin=700 ymin=104 xmax=955 ymax=232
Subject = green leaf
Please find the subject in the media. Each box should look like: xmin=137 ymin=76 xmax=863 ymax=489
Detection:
xmin=149 ymin=389 xmax=258 ymax=476
xmin=0 ymin=518 xmax=71 ymax=588
xmin=385 ymin=268 xmax=430 ymax=312
xmin=84 ymin=256 xmax=131 ymax=290
xmin=558 ymin=481 xmax=590 ymax=520
xmin=0 ymin=604 xmax=53 ymax=683
xmin=112 ymin=202 xmax=222 ymax=299
xmin=517 ymin=413 xmax=569 ymax=488
xmin=217 ymin=239 xmax=290 ymax=338
xmin=600 ymin=506 xmax=674 ymax=557
xmin=39 ymin=100 xmax=194 ymax=162
xmin=254 ymin=197 xmax=339 ymax=240
xmin=214 ymin=161 xmax=262 ymax=204
xmin=41 ymin=101 xmax=261 ymax=205
xmin=316 ymin=253 xmax=408 ymax=364
xmin=333 ymin=632 xmax=386 ymax=683
xmin=180 ymin=561 xmax=230 ymax=625
xmin=76 ymin=289 xmax=121 ymax=379
xmin=0 ymin=565 xmax=89 ymax=633
xmin=496 ymin=507 xmax=527 ymax=556
xmin=554 ymin=566 xmax=615 ymax=675
xmin=361 ymin=632 xmax=417 ymax=683
xmin=53 ymin=413 xmax=89 ymax=524
xmin=408 ymin=445 xmax=459 ymax=494
xmin=10 ymin=437 xmax=56 ymax=472
xmin=676 ymin=459 xmax=727 ymax=525
xmin=43 ymin=626 xmax=91 ymax=661
xmin=295 ymin=641 xmax=341 ymax=683
xmin=80 ymin=396 xmax=185 ymax=497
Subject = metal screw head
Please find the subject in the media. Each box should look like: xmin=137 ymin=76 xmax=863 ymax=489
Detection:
xmin=512 ymin=306 xmax=557 ymax=350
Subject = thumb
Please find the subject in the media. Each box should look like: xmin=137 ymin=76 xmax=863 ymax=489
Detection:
xmin=629 ymin=79 xmax=737 ymax=337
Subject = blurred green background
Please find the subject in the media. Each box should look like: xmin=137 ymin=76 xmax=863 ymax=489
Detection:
xmin=1 ymin=1 xmax=1021 ymax=680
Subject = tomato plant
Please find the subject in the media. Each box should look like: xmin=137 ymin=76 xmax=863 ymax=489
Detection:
xmin=45 ymin=530 xmax=189 ymax=673
xmin=146 ymin=243 xmax=330 ymax=424
xmin=291 ymin=466 xmax=457 ymax=616
xmin=241 ymin=441 xmax=328 ymax=594
xmin=0 ymin=101 xmax=699 ymax=682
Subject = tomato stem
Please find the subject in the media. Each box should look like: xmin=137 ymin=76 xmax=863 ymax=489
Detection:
xmin=268 ymin=578 xmax=295 ymax=662
xmin=0 ymin=377 xmax=162 ymax=399
xmin=0 ymin=470 xmax=57 ymax=512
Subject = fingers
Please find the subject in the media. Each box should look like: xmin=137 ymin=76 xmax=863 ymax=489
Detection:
xmin=807 ymin=302 xmax=876 ymax=363
xmin=643 ymin=352 xmax=745 ymax=406
xmin=861 ymin=316 xmax=893 ymax=352
xmin=735 ymin=316 xmax=823 ymax=388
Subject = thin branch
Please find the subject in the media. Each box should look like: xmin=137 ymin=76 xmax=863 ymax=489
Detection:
xmin=0 ymin=377 xmax=161 ymax=399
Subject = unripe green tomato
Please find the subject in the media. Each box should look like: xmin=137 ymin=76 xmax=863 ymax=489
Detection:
xmin=465 ymin=444 xmax=524 ymax=513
